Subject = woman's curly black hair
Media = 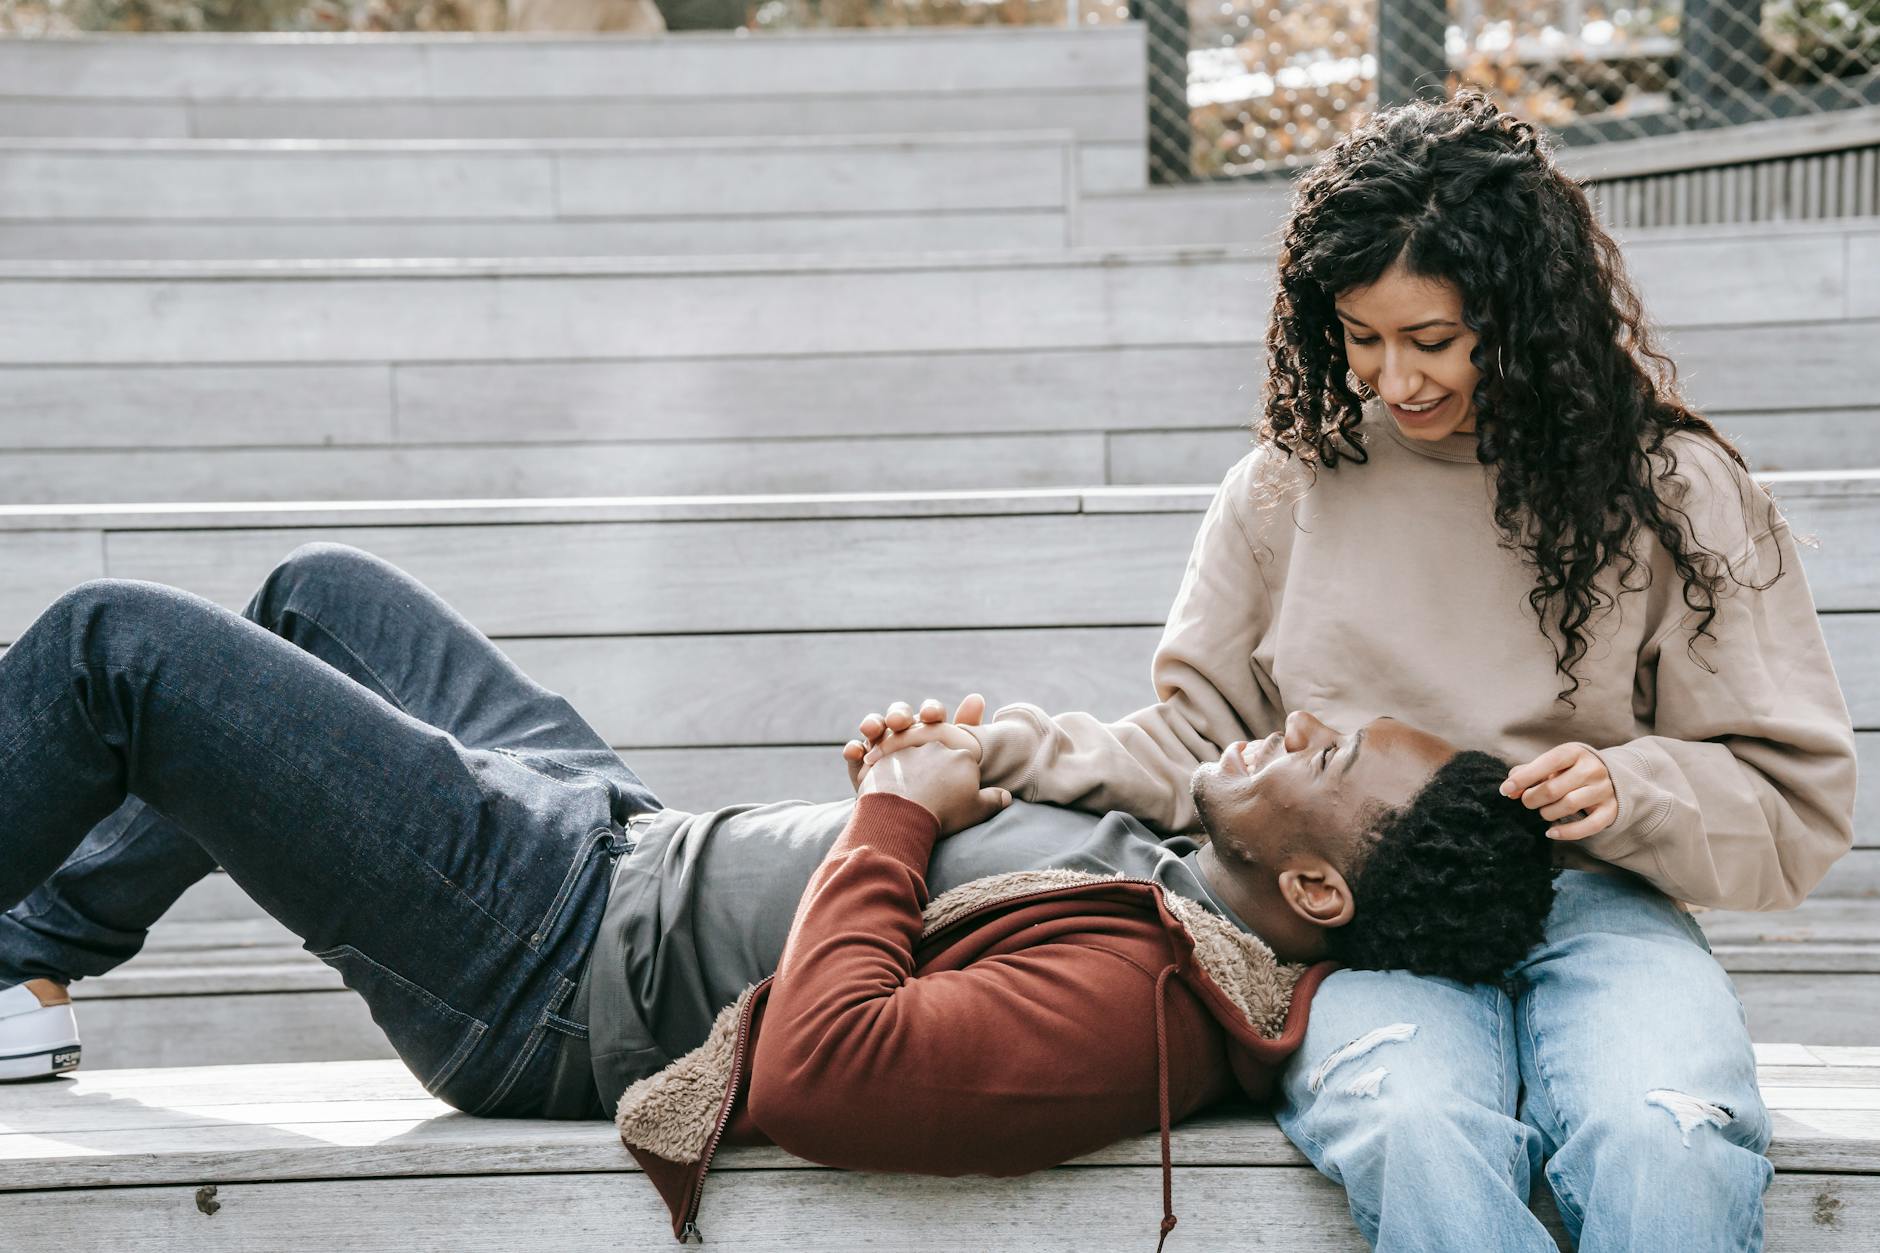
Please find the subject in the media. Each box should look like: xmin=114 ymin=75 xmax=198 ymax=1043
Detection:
xmin=1327 ymin=751 xmax=1557 ymax=984
xmin=1263 ymin=89 xmax=1781 ymax=705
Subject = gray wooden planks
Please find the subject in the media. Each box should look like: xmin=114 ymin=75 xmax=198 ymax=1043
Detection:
xmin=0 ymin=389 xmax=1868 ymax=503
xmin=0 ymin=135 xmax=1071 ymax=221
xmin=0 ymin=531 xmax=105 ymax=629
xmin=1076 ymin=182 xmax=1295 ymax=249
xmin=48 ymin=512 xmax=1206 ymax=639
xmin=0 ymin=210 xmax=1072 ymax=262
xmin=496 ymin=626 xmax=1162 ymax=749
xmin=505 ymin=619 xmax=1880 ymax=752
xmin=0 ymin=224 xmax=1871 ymax=507
xmin=0 ymin=31 xmax=1145 ymax=190
xmin=5 ymin=226 xmax=1872 ymax=368
xmin=0 ymin=254 xmax=1269 ymax=367
xmin=1818 ymin=850 xmax=1880 ymax=896
xmin=179 ymin=99 xmax=1144 ymax=177
xmin=1693 ymin=409 xmax=1880 ymax=473
xmin=8 ymin=1168 xmax=1870 ymax=1251
xmin=0 ymin=350 xmax=1254 ymax=501
xmin=0 ymin=1056 xmax=1876 ymax=1250
xmin=21 ymin=1167 xmax=1880 ymax=1251
xmin=0 ymin=144 xmax=559 ymax=222
xmin=1821 ymin=617 xmax=1880 ymax=726
xmin=0 ymin=432 xmax=1114 ymax=503
xmin=2 ymin=346 xmax=1248 ymax=448
xmin=0 ymin=364 xmax=395 ymax=450
xmin=0 ymin=517 xmax=1871 ymax=664
xmin=1707 ymin=897 xmax=1880 ymax=957
xmin=1664 ymin=319 xmax=1879 ymax=413
xmin=1851 ymin=234 xmax=1879 ymax=318
xmin=1733 ymin=976 xmax=1880 ymax=1048
xmin=0 ymin=480 xmax=1870 ymax=629
xmin=66 ymin=991 xmax=394 ymax=1072
xmin=0 ymin=29 xmax=1146 ymax=101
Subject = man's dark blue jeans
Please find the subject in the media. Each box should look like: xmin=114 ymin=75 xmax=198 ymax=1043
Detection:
xmin=0 ymin=543 xmax=660 ymax=1116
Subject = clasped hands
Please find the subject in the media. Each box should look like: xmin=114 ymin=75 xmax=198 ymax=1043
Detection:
xmin=841 ymin=694 xmax=1009 ymax=837
xmin=839 ymin=694 xmax=1616 ymax=842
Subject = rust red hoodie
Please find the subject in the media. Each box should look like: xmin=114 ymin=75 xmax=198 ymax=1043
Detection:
xmin=615 ymin=792 xmax=1334 ymax=1244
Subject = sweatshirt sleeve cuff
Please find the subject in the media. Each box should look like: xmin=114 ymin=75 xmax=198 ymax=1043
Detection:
xmin=965 ymin=711 xmax=1045 ymax=793
xmin=837 ymin=791 xmax=943 ymax=870
xmin=1580 ymin=742 xmax=1659 ymax=860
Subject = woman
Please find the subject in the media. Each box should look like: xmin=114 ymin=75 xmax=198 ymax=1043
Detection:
xmin=846 ymin=91 xmax=1857 ymax=1251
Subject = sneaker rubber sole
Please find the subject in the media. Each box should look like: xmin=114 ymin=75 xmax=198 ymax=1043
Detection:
xmin=0 ymin=1040 xmax=82 ymax=1081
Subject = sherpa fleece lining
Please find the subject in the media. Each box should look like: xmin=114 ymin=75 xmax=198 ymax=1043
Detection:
xmin=614 ymin=866 xmax=1303 ymax=1163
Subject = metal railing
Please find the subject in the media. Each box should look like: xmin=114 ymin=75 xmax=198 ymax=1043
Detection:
xmin=1140 ymin=0 xmax=1879 ymax=183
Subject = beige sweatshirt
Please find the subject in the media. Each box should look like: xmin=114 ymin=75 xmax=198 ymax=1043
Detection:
xmin=966 ymin=404 xmax=1857 ymax=913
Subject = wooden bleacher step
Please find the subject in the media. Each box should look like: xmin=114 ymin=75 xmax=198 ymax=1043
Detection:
xmin=2 ymin=220 xmax=1875 ymax=503
xmin=2 ymin=1051 xmax=1875 ymax=1250
xmin=0 ymin=28 xmax=1147 ymax=192
xmin=0 ymin=132 xmax=1077 ymax=261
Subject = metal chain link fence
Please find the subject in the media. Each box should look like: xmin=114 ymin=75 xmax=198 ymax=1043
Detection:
xmin=1132 ymin=0 xmax=1876 ymax=181
xmin=6 ymin=0 xmax=1872 ymax=184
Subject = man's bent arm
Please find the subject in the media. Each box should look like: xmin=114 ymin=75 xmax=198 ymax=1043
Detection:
xmin=746 ymin=792 xmax=1225 ymax=1174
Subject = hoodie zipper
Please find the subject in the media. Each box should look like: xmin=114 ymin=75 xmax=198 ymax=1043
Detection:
xmin=678 ymin=972 xmax=772 ymax=1242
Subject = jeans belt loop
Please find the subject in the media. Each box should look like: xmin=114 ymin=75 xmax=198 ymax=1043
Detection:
xmin=621 ymin=810 xmax=660 ymax=855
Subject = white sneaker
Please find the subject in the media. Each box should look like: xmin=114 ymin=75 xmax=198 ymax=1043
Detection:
xmin=0 ymin=979 xmax=81 ymax=1081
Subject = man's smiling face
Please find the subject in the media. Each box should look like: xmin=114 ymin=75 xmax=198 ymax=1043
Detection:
xmin=1190 ymin=711 xmax=1458 ymax=864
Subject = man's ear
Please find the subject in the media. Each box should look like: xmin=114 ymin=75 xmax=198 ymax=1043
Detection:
xmin=1277 ymin=862 xmax=1356 ymax=931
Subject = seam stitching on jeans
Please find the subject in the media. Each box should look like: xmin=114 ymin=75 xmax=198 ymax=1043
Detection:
xmin=311 ymin=942 xmax=477 ymax=1023
xmin=528 ymin=826 xmax=613 ymax=950
xmin=1496 ymin=994 xmax=1533 ymax=1216
xmin=282 ymin=610 xmax=412 ymax=717
xmin=313 ymin=943 xmax=488 ymax=1095
xmin=472 ymin=972 xmax=574 ymax=1116
xmin=1522 ymin=991 xmax=1585 ymax=1228
xmin=428 ymin=1016 xmax=488 ymax=1097
xmin=503 ymin=749 xmax=612 ymax=783
xmin=471 ymin=1019 xmax=547 ymax=1116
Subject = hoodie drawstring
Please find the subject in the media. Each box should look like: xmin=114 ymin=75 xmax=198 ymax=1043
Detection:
xmin=1153 ymin=963 xmax=1178 ymax=1252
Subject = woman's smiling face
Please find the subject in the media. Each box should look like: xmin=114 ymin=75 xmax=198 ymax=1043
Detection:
xmin=1336 ymin=259 xmax=1483 ymax=442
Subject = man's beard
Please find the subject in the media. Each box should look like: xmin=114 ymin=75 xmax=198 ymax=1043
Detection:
xmin=1188 ymin=771 xmax=1219 ymax=844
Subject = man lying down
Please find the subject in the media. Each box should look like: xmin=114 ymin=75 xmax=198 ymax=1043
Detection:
xmin=0 ymin=549 xmax=1557 ymax=1246
xmin=602 ymin=703 xmax=1558 ymax=1243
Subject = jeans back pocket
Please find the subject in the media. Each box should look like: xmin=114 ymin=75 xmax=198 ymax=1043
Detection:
xmin=314 ymin=944 xmax=488 ymax=1099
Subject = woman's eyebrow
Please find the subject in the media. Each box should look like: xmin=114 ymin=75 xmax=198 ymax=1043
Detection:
xmin=1333 ymin=309 xmax=1458 ymax=333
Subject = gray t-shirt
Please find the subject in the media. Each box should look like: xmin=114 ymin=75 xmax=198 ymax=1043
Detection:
xmin=580 ymin=797 xmax=1250 ymax=1111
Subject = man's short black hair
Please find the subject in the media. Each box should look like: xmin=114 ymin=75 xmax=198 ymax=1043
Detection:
xmin=1327 ymin=750 xmax=1558 ymax=984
